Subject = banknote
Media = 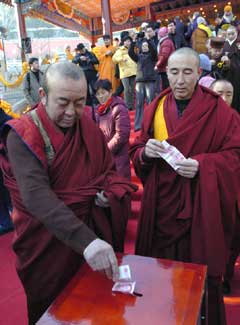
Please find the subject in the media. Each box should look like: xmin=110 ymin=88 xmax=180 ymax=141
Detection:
xmin=112 ymin=281 xmax=136 ymax=295
xmin=119 ymin=265 xmax=131 ymax=281
xmin=157 ymin=140 xmax=186 ymax=170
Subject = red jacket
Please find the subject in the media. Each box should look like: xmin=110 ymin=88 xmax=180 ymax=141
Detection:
xmin=155 ymin=37 xmax=175 ymax=73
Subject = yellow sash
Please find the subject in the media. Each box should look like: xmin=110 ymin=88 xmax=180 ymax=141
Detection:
xmin=153 ymin=95 xmax=168 ymax=141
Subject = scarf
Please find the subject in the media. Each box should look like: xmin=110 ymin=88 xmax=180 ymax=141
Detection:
xmin=98 ymin=96 xmax=113 ymax=115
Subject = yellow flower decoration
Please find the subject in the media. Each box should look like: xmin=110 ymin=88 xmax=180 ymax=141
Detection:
xmin=0 ymin=62 xmax=29 ymax=88
xmin=0 ymin=99 xmax=20 ymax=118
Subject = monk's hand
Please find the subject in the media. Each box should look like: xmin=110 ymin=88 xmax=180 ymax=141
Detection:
xmin=144 ymin=139 xmax=166 ymax=159
xmin=175 ymin=158 xmax=199 ymax=178
xmin=95 ymin=190 xmax=110 ymax=208
xmin=83 ymin=238 xmax=119 ymax=281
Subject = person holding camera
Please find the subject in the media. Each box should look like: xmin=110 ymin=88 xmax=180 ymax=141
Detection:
xmin=129 ymin=38 xmax=157 ymax=131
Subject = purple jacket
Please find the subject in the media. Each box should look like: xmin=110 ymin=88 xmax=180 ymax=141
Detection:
xmin=95 ymin=96 xmax=131 ymax=179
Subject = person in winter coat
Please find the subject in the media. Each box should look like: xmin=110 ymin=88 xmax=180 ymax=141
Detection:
xmin=155 ymin=27 xmax=175 ymax=91
xmin=222 ymin=26 xmax=240 ymax=112
xmin=72 ymin=43 xmax=99 ymax=106
xmin=167 ymin=20 xmax=186 ymax=49
xmin=112 ymin=36 xmax=137 ymax=110
xmin=191 ymin=17 xmax=212 ymax=54
xmin=95 ymin=79 xmax=131 ymax=179
xmin=128 ymin=38 xmax=157 ymax=131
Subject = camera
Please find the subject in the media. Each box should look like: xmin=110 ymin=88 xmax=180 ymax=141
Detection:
xmin=137 ymin=31 xmax=145 ymax=39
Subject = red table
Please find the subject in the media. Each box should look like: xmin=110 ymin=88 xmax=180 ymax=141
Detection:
xmin=37 ymin=254 xmax=207 ymax=325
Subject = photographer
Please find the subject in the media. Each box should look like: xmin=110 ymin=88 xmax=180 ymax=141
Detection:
xmin=72 ymin=43 xmax=99 ymax=106
xmin=129 ymin=38 xmax=157 ymax=130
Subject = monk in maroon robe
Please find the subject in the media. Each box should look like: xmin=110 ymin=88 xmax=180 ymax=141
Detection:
xmin=130 ymin=48 xmax=240 ymax=325
xmin=0 ymin=62 xmax=136 ymax=324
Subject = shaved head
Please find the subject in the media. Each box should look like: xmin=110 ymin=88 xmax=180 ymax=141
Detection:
xmin=168 ymin=47 xmax=200 ymax=68
xmin=210 ymin=79 xmax=234 ymax=106
xmin=43 ymin=62 xmax=86 ymax=97
xmin=41 ymin=61 xmax=88 ymax=128
xmin=167 ymin=47 xmax=201 ymax=100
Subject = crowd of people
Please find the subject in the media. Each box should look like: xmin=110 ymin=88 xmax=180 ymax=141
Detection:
xmin=0 ymin=4 xmax=240 ymax=325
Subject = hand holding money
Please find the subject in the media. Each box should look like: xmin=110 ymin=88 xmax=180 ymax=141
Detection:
xmin=175 ymin=158 xmax=199 ymax=178
xmin=95 ymin=190 xmax=110 ymax=208
xmin=144 ymin=139 xmax=166 ymax=158
xmin=83 ymin=238 xmax=119 ymax=281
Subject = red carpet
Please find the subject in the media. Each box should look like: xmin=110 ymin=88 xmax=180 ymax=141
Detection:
xmin=0 ymin=111 xmax=239 ymax=324
xmin=0 ymin=232 xmax=28 ymax=324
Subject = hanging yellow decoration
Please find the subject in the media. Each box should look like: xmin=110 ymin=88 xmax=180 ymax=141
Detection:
xmin=0 ymin=62 xmax=29 ymax=88
xmin=22 ymin=106 xmax=32 ymax=114
xmin=54 ymin=0 xmax=74 ymax=19
xmin=0 ymin=99 xmax=20 ymax=118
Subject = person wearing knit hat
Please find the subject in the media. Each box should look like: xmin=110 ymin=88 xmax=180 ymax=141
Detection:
xmin=199 ymin=53 xmax=212 ymax=72
xmin=199 ymin=54 xmax=215 ymax=89
xmin=216 ymin=4 xmax=237 ymax=32
xmin=210 ymin=37 xmax=225 ymax=49
xmin=196 ymin=16 xmax=206 ymax=26
xmin=199 ymin=75 xmax=215 ymax=88
xmin=208 ymin=37 xmax=225 ymax=65
xmin=224 ymin=5 xmax=232 ymax=13
xmin=208 ymin=37 xmax=230 ymax=80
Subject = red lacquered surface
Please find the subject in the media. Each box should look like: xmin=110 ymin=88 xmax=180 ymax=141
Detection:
xmin=37 ymin=254 xmax=207 ymax=325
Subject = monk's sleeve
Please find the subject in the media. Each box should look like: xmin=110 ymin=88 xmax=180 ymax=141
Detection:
xmin=6 ymin=130 xmax=97 ymax=253
xmin=129 ymin=138 xmax=154 ymax=184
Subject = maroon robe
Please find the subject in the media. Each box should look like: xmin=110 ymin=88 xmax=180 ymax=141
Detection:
xmin=0 ymin=103 xmax=137 ymax=323
xmin=129 ymin=85 xmax=240 ymax=324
